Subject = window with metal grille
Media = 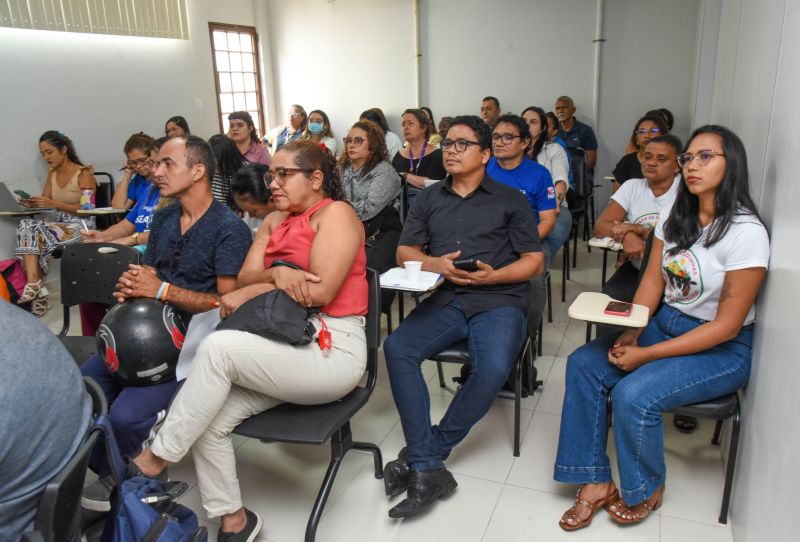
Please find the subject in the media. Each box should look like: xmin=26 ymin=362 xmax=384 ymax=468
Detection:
xmin=209 ymin=22 xmax=265 ymax=136
xmin=0 ymin=0 xmax=188 ymax=39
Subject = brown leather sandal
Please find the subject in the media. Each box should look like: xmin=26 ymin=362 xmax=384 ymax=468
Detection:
xmin=608 ymin=485 xmax=664 ymax=524
xmin=559 ymin=483 xmax=620 ymax=531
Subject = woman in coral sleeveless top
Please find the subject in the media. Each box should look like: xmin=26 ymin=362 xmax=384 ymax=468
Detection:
xmin=131 ymin=139 xmax=368 ymax=541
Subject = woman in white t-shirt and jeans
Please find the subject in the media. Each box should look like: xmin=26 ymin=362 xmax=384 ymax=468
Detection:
xmin=594 ymin=135 xmax=682 ymax=302
xmin=554 ymin=125 xmax=770 ymax=531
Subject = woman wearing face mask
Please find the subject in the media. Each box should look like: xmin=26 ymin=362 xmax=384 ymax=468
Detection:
xmin=301 ymin=109 xmax=336 ymax=156
xmin=274 ymin=104 xmax=307 ymax=152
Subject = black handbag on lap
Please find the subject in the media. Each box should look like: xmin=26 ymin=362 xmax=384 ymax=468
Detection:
xmin=216 ymin=289 xmax=317 ymax=346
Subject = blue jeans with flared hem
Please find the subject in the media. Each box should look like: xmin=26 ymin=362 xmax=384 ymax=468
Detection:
xmin=553 ymin=305 xmax=752 ymax=505
xmin=384 ymin=298 xmax=526 ymax=471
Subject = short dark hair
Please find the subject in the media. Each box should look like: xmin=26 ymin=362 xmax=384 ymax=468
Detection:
xmin=178 ymin=135 xmax=216 ymax=181
xmin=482 ymin=96 xmax=500 ymax=109
xmin=231 ymin=163 xmax=271 ymax=203
xmin=630 ymin=114 xmax=669 ymax=149
xmin=447 ymin=115 xmax=492 ymax=150
xmin=493 ymin=114 xmax=531 ymax=142
xmin=123 ymin=132 xmax=156 ymax=156
xmin=165 ymin=116 xmax=190 ymax=136
xmin=359 ymin=108 xmax=390 ymax=133
xmin=645 ymin=134 xmax=682 ymax=155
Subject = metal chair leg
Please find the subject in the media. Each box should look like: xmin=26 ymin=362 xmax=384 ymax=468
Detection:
xmin=712 ymin=419 xmax=725 ymax=445
xmin=514 ymin=354 xmax=522 ymax=457
xmin=572 ymin=223 xmax=578 ymax=268
xmin=537 ymin=317 xmax=543 ymax=357
xmin=585 ymin=322 xmax=592 ymax=343
xmin=437 ymin=361 xmax=446 ymax=388
xmin=562 ymin=242 xmax=569 ymax=302
xmin=305 ymin=456 xmax=343 ymax=542
xmin=353 ymin=441 xmax=384 ymax=479
xmin=546 ymin=271 xmax=553 ymax=323
xmin=719 ymin=405 xmax=741 ymax=524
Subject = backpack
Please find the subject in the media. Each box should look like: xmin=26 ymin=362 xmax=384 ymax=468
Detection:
xmin=92 ymin=416 xmax=208 ymax=542
xmin=0 ymin=258 xmax=24 ymax=304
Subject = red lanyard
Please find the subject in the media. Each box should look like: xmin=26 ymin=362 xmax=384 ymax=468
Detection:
xmin=408 ymin=141 xmax=427 ymax=175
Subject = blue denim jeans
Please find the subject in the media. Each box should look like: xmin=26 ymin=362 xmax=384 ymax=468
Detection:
xmin=544 ymin=206 xmax=573 ymax=265
xmin=384 ymin=298 xmax=527 ymax=471
xmin=82 ymin=354 xmax=179 ymax=475
xmin=554 ymin=305 xmax=753 ymax=504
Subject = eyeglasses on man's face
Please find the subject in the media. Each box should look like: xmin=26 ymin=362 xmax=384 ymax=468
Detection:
xmin=492 ymin=133 xmax=522 ymax=145
xmin=441 ymin=138 xmax=482 ymax=153
xmin=677 ymin=150 xmax=725 ymax=168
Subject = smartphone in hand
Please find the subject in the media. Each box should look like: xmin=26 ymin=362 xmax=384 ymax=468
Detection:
xmin=453 ymin=258 xmax=479 ymax=272
xmin=604 ymin=301 xmax=633 ymax=317
xmin=14 ymin=189 xmax=31 ymax=200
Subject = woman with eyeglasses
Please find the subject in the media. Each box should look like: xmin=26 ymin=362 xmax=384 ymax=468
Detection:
xmin=227 ymin=111 xmax=271 ymax=166
xmin=131 ymin=139 xmax=369 ymax=541
xmin=14 ymin=130 xmax=97 ymax=316
xmin=300 ymin=109 xmax=337 ymax=156
xmin=594 ymin=135 xmax=682 ymax=303
xmin=340 ymin=120 xmax=403 ymax=305
xmin=108 ymin=132 xmax=157 ymax=210
xmin=555 ymin=125 xmax=769 ymax=531
xmin=612 ymin=114 xmax=669 ymax=193
xmin=273 ymin=104 xmax=307 ymax=152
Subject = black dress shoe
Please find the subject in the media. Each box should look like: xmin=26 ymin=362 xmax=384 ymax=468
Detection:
xmin=388 ymin=468 xmax=458 ymax=518
xmin=383 ymin=447 xmax=409 ymax=497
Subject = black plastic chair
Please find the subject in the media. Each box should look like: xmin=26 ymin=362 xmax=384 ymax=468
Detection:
xmin=605 ymin=391 xmax=741 ymax=524
xmin=21 ymin=378 xmax=107 ymax=542
xmin=92 ymin=172 xmax=116 ymax=230
xmin=233 ymin=268 xmax=383 ymax=542
xmin=567 ymin=148 xmax=590 ymax=268
xmin=56 ymin=243 xmax=140 ymax=363
xmin=430 ymin=335 xmax=534 ymax=457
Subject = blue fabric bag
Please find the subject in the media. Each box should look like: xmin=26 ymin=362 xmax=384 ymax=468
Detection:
xmin=92 ymin=415 xmax=207 ymax=542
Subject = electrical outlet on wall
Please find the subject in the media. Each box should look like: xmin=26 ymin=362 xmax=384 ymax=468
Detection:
xmin=194 ymin=98 xmax=203 ymax=112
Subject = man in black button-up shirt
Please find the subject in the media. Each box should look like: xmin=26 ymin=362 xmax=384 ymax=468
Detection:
xmin=383 ymin=116 xmax=544 ymax=519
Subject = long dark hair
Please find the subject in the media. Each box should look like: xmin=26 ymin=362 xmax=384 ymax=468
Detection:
xmin=208 ymin=134 xmax=247 ymax=179
xmin=663 ymin=125 xmax=763 ymax=254
xmin=165 ymin=115 xmax=190 ymax=136
xmin=39 ymin=130 xmax=83 ymax=166
xmin=628 ymin=114 xmax=669 ymax=151
xmin=521 ymin=106 xmax=548 ymax=160
xmin=281 ymin=139 xmax=345 ymax=200
xmin=231 ymin=163 xmax=271 ymax=203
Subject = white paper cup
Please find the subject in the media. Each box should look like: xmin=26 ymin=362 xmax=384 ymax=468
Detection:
xmin=404 ymin=260 xmax=423 ymax=282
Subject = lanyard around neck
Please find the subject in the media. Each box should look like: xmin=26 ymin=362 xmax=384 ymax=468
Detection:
xmin=408 ymin=141 xmax=427 ymax=174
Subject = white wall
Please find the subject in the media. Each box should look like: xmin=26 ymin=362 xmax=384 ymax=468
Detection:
xmin=262 ymin=0 xmax=416 ymax=140
xmin=421 ymin=0 xmax=598 ymax=123
xmin=701 ymin=1 xmax=800 ymax=540
xmin=595 ymin=0 xmax=699 ymax=205
xmin=0 ymin=0 xmax=257 ymax=259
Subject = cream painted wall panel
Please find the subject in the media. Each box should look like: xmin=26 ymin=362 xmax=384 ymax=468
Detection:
xmin=0 ymin=0 xmax=257 ymax=259
xmin=596 ymin=0 xmax=699 ymax=206
xmin=421 ymin=0 xmax=598 ymax=123
xmin=725 ymin=3 xmax=798 ymax=540
xmin=720 ymin=0 xmax=784 ymax=203
xmin=264 ymin=0 xmax=415 ymax=140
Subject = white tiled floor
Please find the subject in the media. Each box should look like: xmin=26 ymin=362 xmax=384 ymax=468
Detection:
xmin=44 ymin=245 xmax=734 ymax=542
